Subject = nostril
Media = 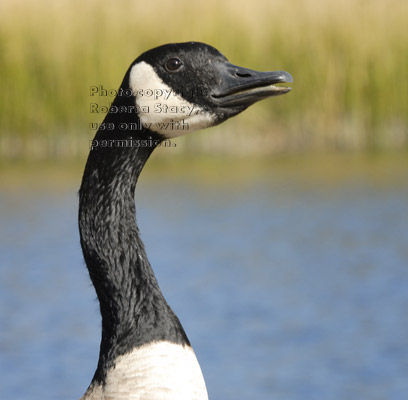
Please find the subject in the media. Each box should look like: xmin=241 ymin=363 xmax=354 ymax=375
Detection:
xmin=236 ymin=72 xmax=252 ymax=78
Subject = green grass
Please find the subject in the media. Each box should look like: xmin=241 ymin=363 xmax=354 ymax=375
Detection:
xmin=0 ymin=0 xmax=407 ymax=158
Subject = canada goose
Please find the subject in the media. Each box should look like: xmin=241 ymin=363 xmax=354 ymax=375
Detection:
xmin=79 ymin=41 xmax=292 ymax=400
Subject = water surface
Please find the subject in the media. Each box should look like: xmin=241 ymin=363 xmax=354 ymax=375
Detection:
xmin=1 ymin=156 xmax=407 ymax=400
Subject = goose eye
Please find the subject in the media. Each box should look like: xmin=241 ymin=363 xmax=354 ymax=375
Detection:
xmin=166 ymin=58 xmax=183 ymax=72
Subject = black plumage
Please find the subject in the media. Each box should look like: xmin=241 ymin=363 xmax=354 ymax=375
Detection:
xmin=78 ymin=41 xmax=292 ymax=397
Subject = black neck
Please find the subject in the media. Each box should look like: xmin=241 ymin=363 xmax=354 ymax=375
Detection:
xmin=79 ymin=101 xmax=189 ymax=384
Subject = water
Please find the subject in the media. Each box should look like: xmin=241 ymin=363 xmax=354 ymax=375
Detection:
xmin=1 ymin=158 xmax=408 ymax=400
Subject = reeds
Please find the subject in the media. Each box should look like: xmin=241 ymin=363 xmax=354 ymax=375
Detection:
xmin=0 ymin=0 xmax=407 ymax=158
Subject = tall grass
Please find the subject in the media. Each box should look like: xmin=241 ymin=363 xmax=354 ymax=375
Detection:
xmin=0 ymin=0 xmax=407 ymax=159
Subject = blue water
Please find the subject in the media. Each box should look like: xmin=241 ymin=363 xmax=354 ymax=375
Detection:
xmin=1 ymin=159 xmax=408 ymax=399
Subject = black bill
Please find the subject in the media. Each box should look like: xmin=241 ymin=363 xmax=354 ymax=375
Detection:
xmin=211 ymin=61 xmax=293 ymax=108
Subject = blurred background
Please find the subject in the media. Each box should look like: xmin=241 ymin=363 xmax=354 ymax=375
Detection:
xmin=0 ymin=0 xmax=407 ymax=399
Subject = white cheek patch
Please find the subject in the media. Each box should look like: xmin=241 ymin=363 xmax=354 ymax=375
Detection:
xmin=81 ymin=341 xmax=208 ymax=400
xmin=129 ymin=62 xmax=216 ymax=138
